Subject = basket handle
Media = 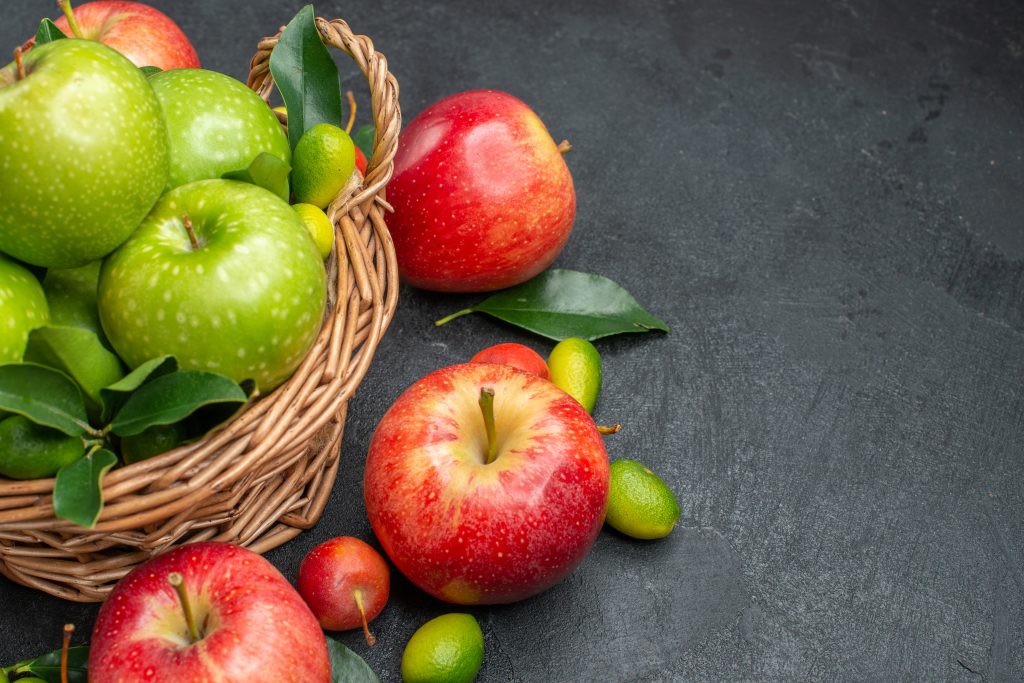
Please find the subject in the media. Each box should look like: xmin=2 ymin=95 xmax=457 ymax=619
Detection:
xmin=246 ymin=17 xmax=401 ymax=210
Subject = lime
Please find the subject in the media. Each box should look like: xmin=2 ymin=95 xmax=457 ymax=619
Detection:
xmin=547 ymin=337 xmax=601 ymax=413
xmin=292 ymin=203 xmax=335 ymax=259
xmin=401 ymin=613 xmax=484 ymax=683
xmin=605 ymin=459 xmax=681 ymax=540
xmin=121 ymin=423 xmax=187 ymax=465
xmin=0 ymin=414 xmax=85 ymax=480
xmin=292 ymin=123 xmax=356 ymax=209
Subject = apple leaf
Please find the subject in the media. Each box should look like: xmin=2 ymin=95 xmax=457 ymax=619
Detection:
xmin=326 ymin=637 xmax=379 ymax=683
xmin=222 ymin=152 xmax=292 ymax=202
xmin=53 ymin=449 xmax=117 ymax=529
xmin=109 ymin=371 xmax=247 ymax=437
xmin=139 ymin=65 xmax=162 ymax=77
xmin=34 ymin=18 xmax=67 ymax=45
xmin=353 ymin=124 xmax=375 ymax=161
xmin=0 ymin=363 xmax=89 ymax=436
xmin=99 ymin=355 xmax=178 ymax=423
xmin=24 ymin=326 xmax=125 ymax=409
xmin=435 ymin=269 xmax=670 ymax=341
xmin=270 ymin=4 xmax=343 ymax=151
xmin=9 ymin=645 xmax=88 ymax=683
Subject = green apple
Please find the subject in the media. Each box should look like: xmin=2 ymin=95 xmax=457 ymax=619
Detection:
xmin=97 ymin=179 xmax=327 ymax=392
xmin=0 ymin=253 xmax=49 ymax=363
xmin=149 ymin=69 xmax=291 ymax=190
xmin=0 ymin=39 xmax=169 ymax=267
xmin=43 ymin=260 xmax=109 ymax=346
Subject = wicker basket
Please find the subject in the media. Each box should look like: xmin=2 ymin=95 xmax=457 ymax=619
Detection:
xmin=0 ymin=17 xmax=400 ymax=602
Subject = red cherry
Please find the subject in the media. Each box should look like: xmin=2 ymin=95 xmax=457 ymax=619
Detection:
xmin=470 ymin=342 xmax=550 ymax=379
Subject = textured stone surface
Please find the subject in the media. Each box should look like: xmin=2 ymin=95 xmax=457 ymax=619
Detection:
xmin=1 ymin=0 xmax=1022 ymax=680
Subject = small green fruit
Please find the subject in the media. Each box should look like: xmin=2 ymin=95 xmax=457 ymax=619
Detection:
xmin=293 ymin=203 xmax=335 ymax=259
xmin=605 ymin=459 xmax=681 ymax=540
xmin=292 ymin=123 xmax=356 ymax=209
xmin=0 ymin=415 xmax=85 ymax=480
xmin=121 ymin=423 xmax=187 ymax=464
xmin=401 ymin=613 xmax=484 ymax=683
xmin=547 ymin=337 xmax=601 ymax=413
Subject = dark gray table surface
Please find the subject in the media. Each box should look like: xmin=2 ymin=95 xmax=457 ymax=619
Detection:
xmin=2 ymin=0 xmax=1023 ymax=680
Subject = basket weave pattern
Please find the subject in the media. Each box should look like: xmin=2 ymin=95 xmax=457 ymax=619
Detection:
xmin=0 ymin=18 xmax=400 ymax=602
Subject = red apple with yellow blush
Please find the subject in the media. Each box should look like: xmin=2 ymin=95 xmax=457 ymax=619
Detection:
xmin=388 ymin=90 xmax=576 ymax=292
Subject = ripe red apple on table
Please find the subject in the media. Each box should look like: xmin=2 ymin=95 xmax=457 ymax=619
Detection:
xmin=33 ymin=1 xmax=200 ymax=71
xmin=388 ymin=90 xmax=576 ymax=292
xmin=89 ymin=542 xmax=331 ymax=682
xmin=364 ymin=363 xmax=609 ymax=604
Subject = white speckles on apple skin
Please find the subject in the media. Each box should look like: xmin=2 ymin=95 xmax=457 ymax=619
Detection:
xmin=0 ymin=254 xmax=49 ymax=362
xmin=0 ymin=40 xmax=170 ymax=268
xmin=97 ymin=179 xmax=326 ymax=392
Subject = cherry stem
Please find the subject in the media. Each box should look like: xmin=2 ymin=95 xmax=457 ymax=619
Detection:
xmin=557 ymin=139 xmax=573 ymax=154
xmin=57 ymin=1 xmax=85 ymax=39
xmin=168 ymin=572 xmax=201 ymax=643
xmin=14 ymin=47 xmax=25 ymax=81
xmin=353 ymin=589 xmax=377 ymax=646
xmin=597 ymin=424 xmax=622 ymax=435
xmin=479 ymin=388 xmax=498 ymax=465
xmin=345 ymin=90 xmax=356 ymax=135
xmin=182 ymin=214 xmax=200 ymax=250
xmin=61 ymin=624 xmax=74 ymax=683
xmin=434 ymin=308 xmax=472 ymax=327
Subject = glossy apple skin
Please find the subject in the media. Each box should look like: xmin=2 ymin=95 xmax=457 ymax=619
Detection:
xmin=470 ymin=342 xmax=550 ymax=379
xmin=297 ymin=536 xmax=390 ymax=632
xmin=388 ymin=90 xmax=576 ymax=292
xmin=364 ymin=363 xmax=608 ymax=604
xmin=0 ymin=39 xmax=169 ymax=267
xmin=0 ymin=254 xmax=49 ymax=363
xmin=89 ymin=542 xmax=331 ymax=683
xmin=48 ymin=1 xmax=200 ymax=71
xmin=98 ymin=179 xmax=326 ymax=392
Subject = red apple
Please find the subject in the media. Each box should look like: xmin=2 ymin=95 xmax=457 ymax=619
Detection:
xmin=354 ymin=145 xmax=368 ymax=174
xmin=470 ymin=342 xmax=550 ymax=379
xmin=388 ymin=90 xmax=576 ymax=292
xmin=37 ymin=1 xmax=200 ymax=71
xmin=298 ymin=536 xmax=390 ymax=644
xmin=364 ymin=363 xmax=609 ymax=604
xmin=89 ymin=542 xmax=331 ymax=682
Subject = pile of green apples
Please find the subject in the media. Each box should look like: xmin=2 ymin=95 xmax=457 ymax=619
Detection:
xmin=0 ymin=3 xmax=336 ymax=478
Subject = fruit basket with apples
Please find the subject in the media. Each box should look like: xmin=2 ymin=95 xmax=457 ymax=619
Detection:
xmin=0 ymin=13 xmax=400 ymax=602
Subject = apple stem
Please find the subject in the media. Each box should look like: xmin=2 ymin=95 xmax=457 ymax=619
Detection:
xmin=61 ymin=623 xmax=74 ymax=683
xmin=434 ymin=308 xmax=473 ymax=327
xmin=168 ymin=572 xmax=201 ymax=643
xmin=557 ymin=139 xmax=573 ymax=155
xmin=479 ymin=388 xmax=499 ymax=465
xmin=57 ymin=1 xmax=85 ymax=39
xmin=353 ymin=589 xmax=377 ymax=646
xmin=181 ymin=214 xmax=201 ymax=250
xmin=345 ymin=90 xmax=357 ymax=135
xmin=13 ymin=47 xmax=25 ymax=81
xmin=597 ymin=424 xmax=621 ymax=435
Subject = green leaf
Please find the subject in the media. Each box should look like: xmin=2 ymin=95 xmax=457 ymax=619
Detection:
xmin=435 ymin=269 xmax=670 ymax=341
xmin=270 ymin=4 xmax=343 ymax=151
xmin=34 ymin=18 xmax=67 ymax=45
xmin=24 ymin=326 xmax=124 ymax=408
xmin=12 ymin=645 xmax=88 ymax=683
xmin=99 ymin=355 xmax=177 ymax=424
xmin=110 ymin=371 xmax=246 ymax=437
xmin=352 ymin=124 xmax=375 ymax=161
xmin=53 ymin=449 xmax=117 ymax=528
xmin=139 ymin=65 xmax=162 ymax=77
xmin=0 ymin=364 xmax=89 ymax=436
xmin=222 ymin=152 xmax=292 ymax=202
xmin=326 ymin=637 xmax=379 ymax=683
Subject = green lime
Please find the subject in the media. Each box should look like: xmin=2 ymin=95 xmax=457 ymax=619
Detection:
xmin=547 ymin=337 xmax=601 ymax=413
xmin=121 ymin=423 xmax=187 ymax=465
xmin=292 ymin=123 xmax=356 ymax=209
xmin=0 ymin=414 xmax=85 ymax=480
xmin=292 ymin=203 xmax=335 ymax=259
xmin=401 ymin=613 xmax=484 ymax=683
xmin=606 ymin=459 xmax=681 ymax=540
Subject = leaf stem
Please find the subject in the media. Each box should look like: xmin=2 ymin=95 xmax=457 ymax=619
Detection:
xmin=13 ymin=47 xmax=25 ymax=81
xmin=353 ymin=589 xmax=377 ymax=646
xmin=478 ymin=388 xmax=498 ymax=465
xmin=434 ymin=308 xmax=473 ymax=327
xmin=57 ymin=1 xmax=84 ymax=39
xmin=61 ymin=624 xmax=74 ymax=683
xmin=344 ymin=90 xmax=356 ymax=135
xmin=168 ymin=572 xmax=201 ymax=643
